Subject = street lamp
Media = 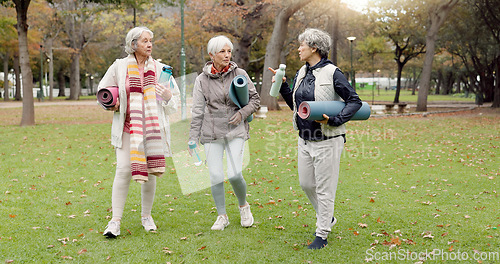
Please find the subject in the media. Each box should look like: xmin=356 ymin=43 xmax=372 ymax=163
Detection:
xmin=347 ymin=36 xmax=356 ymax=90
xmin=377 ymin=69 xmax=381 ymax=96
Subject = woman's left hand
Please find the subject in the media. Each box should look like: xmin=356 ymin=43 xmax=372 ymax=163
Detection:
xmin=229 ymin=112 xmax=243 ymax=125
xmin=315 ymin=114 xmax=329 ymax=124
xmin=156 ymin=83 xmax=173 ymax=102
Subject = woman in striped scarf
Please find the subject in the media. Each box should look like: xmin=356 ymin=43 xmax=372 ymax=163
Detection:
xmin=98 ymin=27 xmax=180 ymax=238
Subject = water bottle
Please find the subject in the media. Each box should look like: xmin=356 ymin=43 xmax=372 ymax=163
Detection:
xmin=270 ymin=64 xmax=286 ymax=98
xmin=188 ymin=141 xmax=203 ymax=166
xmin=159 ymin=65 xmax=173 ymax=89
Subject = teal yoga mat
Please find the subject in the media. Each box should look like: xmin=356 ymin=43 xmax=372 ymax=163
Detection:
xmin=298 ymin=101 xmax=371 ymax=121
xmin=229 ymin=75 xmax=253 ymax=122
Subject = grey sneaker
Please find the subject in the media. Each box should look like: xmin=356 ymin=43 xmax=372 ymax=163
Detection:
xmin=141 ymin=216 xmax=157 ymax=231
xmin=239 ymin=203 xmax=254 ymax=227
xmin=211 ymin=215 xmax=229 ymax=230
xmin=103 ymin=220 xmax=120 ymax=238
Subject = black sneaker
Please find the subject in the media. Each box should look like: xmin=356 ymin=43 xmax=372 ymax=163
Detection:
xmin=307 ymin=236 xmax=328 ymax=249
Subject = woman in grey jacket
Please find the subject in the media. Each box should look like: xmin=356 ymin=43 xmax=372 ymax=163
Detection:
xmin=271 ymin=28 xmax=362 ymax=249
xmin=189 ymin=35 xmax=260 ymax=230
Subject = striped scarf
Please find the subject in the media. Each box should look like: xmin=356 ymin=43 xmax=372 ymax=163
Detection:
xmin=127 ymin=56 xmax=165 ymax=183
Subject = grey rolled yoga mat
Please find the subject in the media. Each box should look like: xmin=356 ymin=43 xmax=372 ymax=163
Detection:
xmin=229 ymin=75 xmax=253 ymax=122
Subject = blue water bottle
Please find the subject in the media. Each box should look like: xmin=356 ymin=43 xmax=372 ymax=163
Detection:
xmin=159 ymin=65 xmax=173 ymax=89
xmin=188 ymin=141 xmax=203 ymax=166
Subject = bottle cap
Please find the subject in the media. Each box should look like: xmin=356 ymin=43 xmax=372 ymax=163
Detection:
xmin=188 ymin=141 xmax=197 ymax=149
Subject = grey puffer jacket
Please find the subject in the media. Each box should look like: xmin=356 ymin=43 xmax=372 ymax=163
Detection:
xmin=189 ymin=61 xmax=260 ymax=144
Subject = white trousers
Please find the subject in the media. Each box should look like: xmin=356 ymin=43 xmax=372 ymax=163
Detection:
xmin=298 ymin=136 xmax=344 ymax=239
xmin=204 ymin=137 xmax=247 ymax=215
xmin=111 ymin=132 xmax=156 ymax=219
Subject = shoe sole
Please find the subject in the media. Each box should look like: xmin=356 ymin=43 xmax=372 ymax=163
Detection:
xmin=104 ymin=231 xmax=119 ymax=238
xmin=211 ymin=222 xmax=229 ymax=231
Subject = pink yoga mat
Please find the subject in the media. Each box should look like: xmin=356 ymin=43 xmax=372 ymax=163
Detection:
xmin=97 ymin=87 xmax=119 ymax=108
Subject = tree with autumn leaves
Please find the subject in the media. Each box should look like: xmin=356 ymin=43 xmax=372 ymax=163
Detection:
xmin=2 ymin=0 xmax=499 ymax=126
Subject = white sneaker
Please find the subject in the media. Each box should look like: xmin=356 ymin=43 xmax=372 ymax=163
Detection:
xmin=103 ymin=220 xmax=120 ymax=238
xmin=239 ymin=203 xmax=254 ymax=227
xmin=141 ymin=216 xmax=157 ymax=231
xmin=331 ymin=216 xmax=338 ymax=228
xmin=211 ymin=215 xmax=229 ymax=230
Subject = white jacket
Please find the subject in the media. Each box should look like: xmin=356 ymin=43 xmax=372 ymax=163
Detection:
xmin=97 ymin=55 xmax=180 ymax=156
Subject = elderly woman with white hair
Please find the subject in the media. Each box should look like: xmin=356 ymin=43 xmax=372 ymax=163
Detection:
xmin=98 ymin=26 xmax=180 ymax=238
xmin=270 ymin=28 xmax=362 ymax=249
xmin=189 ymin=35 xmax=260 ymax=230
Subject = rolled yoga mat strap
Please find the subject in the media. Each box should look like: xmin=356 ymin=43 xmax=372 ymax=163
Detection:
xmin=229 ymin=75 xmax=253 ymax=122
xmin=97 ymin=86 xmax=119 ymax=108
xmin=298 ymin=101 xmax=371 ymax=121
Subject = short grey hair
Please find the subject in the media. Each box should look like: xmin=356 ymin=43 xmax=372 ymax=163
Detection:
xmin=298 ymin=28 xmax=331 ymax=59
xmin=207 ymin=35 xmax=233 ymax=56
xmin=124 ymin=26 xmax=154 ymax=55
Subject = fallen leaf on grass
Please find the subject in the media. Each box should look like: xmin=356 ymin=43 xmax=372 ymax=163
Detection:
xmin=369 ymin=198 xmax=375 ymax=203
xmin=9 ymin=214 xmax=16 ymax=218
xmin=353 ymin=231 xmax=359 ymax=236
xmin=464 ymin=215 xmax=471 ymax=219
xmin=180 ymin=237 xmax=188 ymax=240
xmin=197 ymin=246 xmax=206 ymax=251
xmin=61 ymin=256 xmax=73 ymax=260
xmin=106 ymin=256 xmax=112 ymax=261
xmin=377 ymin=217 xmax=386 ymax=223
xmin=78 ymin=249 xmax=87 ymax=255
xmin=442 ymin=232 xmax=449 ymax=237
xmin=162 ymin=247 xmax=174 ymax=254
xmin=275 ymin=226 xmax=285 ymax=230
xmin=358 ymin=223 xmax=368 ymax=228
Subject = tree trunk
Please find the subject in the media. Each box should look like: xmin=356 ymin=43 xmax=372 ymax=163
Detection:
xmin=233 ymin=35 xmax=253 ymax=70
xmin=393 ymin=62 xmax=403 ymax=104
xmin=3 ymin=51 xmax=9 ymax=101
xmin=57 ymin=69 xmax=66 ymax=97
xmin=68 ymin=51 xmax=80 ymax=100
xmin=13 ymin=53 xmax=21 ymax=101
xmin=493 ymin=56 xmax=500 ymax=108
xmin=261 ymin=0 xmax=311 ymax=111
xmin=14 ymin=0 xmax=35 ymax=126
xmin=328 ymin=0 xmax=340 ymax=64
xmin=417 ymin=0 xmax=458 ymax=112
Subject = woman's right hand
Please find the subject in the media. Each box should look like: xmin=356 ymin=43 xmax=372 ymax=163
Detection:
xmin=268 ymin=67 xmax=286 ymax=83
xmin=107 ymin=100 xmax=120 ymax=112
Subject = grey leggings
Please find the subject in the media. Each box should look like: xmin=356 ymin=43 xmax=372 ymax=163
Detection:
xmin=112 ymin=132 xmax=156 ymax=219
xmin=204 ymin=138 xmax=247 ymax=215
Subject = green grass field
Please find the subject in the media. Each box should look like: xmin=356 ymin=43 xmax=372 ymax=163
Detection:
xmin=0 ymin=104 xmax=498 ymax=263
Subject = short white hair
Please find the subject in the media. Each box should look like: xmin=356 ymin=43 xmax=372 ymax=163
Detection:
xmin=298 ymin=28 xmax=331 ymax=59
xmin=125 ymin=26 xmax=154 ymax=55
xmin=207 ymin=35 xmax=233 ymax=56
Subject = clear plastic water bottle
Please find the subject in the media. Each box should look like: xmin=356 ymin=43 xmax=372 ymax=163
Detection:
xmin=188 ymin=141 xmax=203 ymax=166
xmin=270 ymin=64 xmax=286 ymax=98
